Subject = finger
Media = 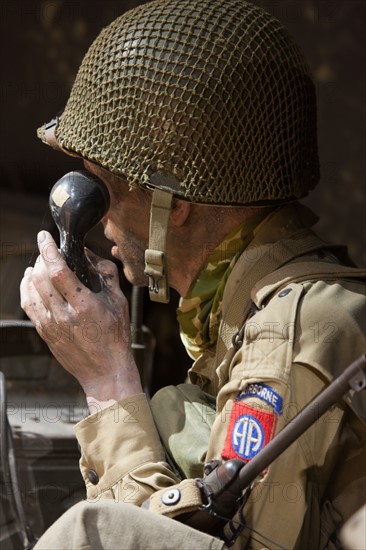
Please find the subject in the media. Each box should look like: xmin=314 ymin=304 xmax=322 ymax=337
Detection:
xmin=20 ymin=266 xmax=49 ymax=321
xmin=37 ymin=230 xmax=62 ymax=267
xmin=31 ymin=253 xmax=68 ymax=311
xmin=20 ymin=272 xmax=66 ymax=346
xmin=37 ymin=231 xmax=92 ymax=305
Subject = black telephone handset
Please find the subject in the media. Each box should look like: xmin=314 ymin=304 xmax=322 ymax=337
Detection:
xmin=49 ymin=170 xmax=110 ymax=292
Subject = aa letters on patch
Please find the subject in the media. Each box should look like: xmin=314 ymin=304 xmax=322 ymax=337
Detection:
xmin=237 ymin=383 xmax=283 ymax=414
xmin=222 ymin=402 xmax=277 ymax=462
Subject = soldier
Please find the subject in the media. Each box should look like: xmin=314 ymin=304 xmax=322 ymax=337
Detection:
xmin=20 ymin=0 xmax=366 ymax=548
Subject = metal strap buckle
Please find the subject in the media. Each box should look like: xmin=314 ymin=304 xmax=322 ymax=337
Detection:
xmin=144 ymin=272 xmax=162 ymax=294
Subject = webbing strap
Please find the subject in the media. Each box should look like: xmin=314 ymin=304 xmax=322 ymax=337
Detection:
xmin=215 ymin=228 xmax=346 ymax=368
xmin=144 ymin=189 xmax=173 ymax=303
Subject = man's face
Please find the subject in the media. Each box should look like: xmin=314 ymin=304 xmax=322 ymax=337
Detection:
xmin=84 ymin=161 xmax=151 ymax=286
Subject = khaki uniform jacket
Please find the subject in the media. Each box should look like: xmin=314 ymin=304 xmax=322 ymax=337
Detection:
xmin=74 ymin=204 xmax=366 ymax=549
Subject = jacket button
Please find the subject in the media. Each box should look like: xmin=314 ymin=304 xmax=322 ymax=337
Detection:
xmin=278 ymin=288 xmax=292 ymax=297
xmin=161 ymin=488 xmax=181 ymax=505
xmin=88 ymin=469 xmax=99 ymax=485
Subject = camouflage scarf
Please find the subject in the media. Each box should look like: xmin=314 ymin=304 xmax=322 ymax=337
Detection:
xmin=177 ymin=210 xmax=271 ymax=359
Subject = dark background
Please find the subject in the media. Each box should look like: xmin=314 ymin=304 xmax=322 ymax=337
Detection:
xmin=0 ymin=0 xmax=365 ymax=380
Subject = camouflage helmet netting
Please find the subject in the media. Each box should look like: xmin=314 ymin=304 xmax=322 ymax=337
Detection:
xmin=51 ymin=0 xmax=319 ymax=205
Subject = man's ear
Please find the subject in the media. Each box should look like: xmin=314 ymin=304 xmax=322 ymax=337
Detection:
xmin=169 ymin=199 xmax=191 ymax=227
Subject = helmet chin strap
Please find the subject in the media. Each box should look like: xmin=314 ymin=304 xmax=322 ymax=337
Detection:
xmin=144 ymin=189 xmax=173 ymax=303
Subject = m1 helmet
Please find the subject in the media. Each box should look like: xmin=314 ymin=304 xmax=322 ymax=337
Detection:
xmin=38 ymin=0 xmax=319 ymax=206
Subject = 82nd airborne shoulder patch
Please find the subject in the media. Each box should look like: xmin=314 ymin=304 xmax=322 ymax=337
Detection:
xmin=222 ymin=401 xmax=277 ymax=462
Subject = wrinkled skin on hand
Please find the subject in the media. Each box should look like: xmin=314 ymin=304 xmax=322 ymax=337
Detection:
xmin=20 ymin=231 xmax=143 ymax=408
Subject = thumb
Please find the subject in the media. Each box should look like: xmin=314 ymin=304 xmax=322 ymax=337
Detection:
xmin=85 ymin=249 xmax=122 ymax=293
xmin=84 ymin=247 xmax=107 ymax=265
xmin=95 ymin=258 xmax=121 ymax=293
